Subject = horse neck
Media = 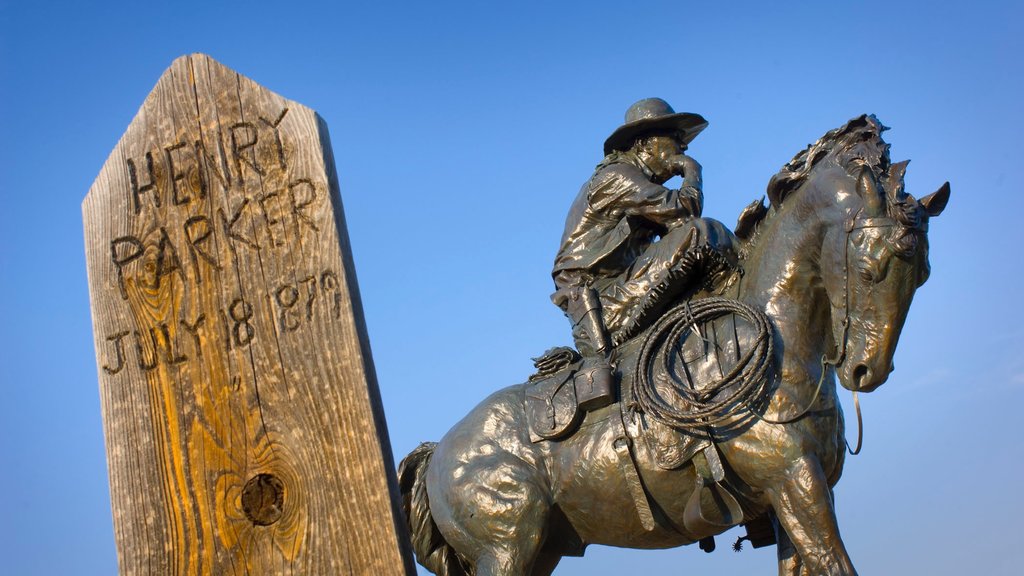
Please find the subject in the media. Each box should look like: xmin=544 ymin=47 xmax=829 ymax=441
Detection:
xmin=737 ymin=182 xmax=840 ymax=373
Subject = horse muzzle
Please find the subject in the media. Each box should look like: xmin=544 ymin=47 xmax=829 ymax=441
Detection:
xmin=837 ymin=356 xmax=893 ymax=392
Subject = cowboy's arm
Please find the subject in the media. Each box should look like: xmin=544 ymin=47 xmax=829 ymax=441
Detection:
xmin=617 ymin=181 xmax=699 ymax=228
xmin=588 ymin=161 xmax=702 ymax=225
xmin=616 ymin=157 xmax=703 ymax=226
xmin=662 ymin=153 xmax=704 ymax=228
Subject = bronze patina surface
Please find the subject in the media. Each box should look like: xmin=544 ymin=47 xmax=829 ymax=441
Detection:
xmin=399 ymin=103 xmax=949 ymax=576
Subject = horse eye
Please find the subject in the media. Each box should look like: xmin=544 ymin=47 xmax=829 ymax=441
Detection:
xmin=858 ymin=259 xmax=887 ymax=283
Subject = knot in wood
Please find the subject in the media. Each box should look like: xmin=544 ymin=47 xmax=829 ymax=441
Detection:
xmin=241 ymin=473 xmax=285 ymax=526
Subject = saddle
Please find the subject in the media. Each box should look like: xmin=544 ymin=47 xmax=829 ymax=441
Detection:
xmin=523 ymin=343 xmax=709 ymax=470
xmin=524 ymin=351 xmax=745 ymax=542
xmin=523 ymin=344 xmax=710 ymax=478
xmin=520 ymin=338 xmax=712 ymax=459
xmin=525 ymin=300 xmax=765 ymax=545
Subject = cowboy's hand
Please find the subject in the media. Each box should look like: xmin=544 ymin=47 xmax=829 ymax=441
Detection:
xmin=670 ymin=153 xmax=702 ymax=179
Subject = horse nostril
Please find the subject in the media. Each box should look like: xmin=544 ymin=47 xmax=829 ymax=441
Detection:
xmin=852 ymin=364 xmax=871 ymax=389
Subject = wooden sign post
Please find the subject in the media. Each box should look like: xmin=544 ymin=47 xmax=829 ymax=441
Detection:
xmin=83 ymin=54 xmax=415 ymax=574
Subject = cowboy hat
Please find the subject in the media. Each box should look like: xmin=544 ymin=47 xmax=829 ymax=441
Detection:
xmin=603 ymin=98 xmax=708 ymax=155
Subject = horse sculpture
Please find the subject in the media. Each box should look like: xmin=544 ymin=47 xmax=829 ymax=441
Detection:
xmin=399 ymin=115 xmax=949 ymax=576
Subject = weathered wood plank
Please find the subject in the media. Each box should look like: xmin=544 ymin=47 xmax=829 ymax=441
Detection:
xmin=83 ymin=53 xmax=415 ymax=575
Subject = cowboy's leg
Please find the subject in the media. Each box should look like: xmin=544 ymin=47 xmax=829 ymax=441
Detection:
xmin=551 ymin=271 xmax=617 ymax=409
xmin=602 ymin=221 xmax=714 ymax=343
xmin=692 ymin=217 xmax=738 ymax=264
xmin=563 ymin=286 xmax=615 ymax=409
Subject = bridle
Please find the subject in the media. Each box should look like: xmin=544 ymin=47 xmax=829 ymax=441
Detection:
xmin=760 ymin=212 xmax=901 ymax=456
xmin=834 ymin=214 xmax=901 ymax=454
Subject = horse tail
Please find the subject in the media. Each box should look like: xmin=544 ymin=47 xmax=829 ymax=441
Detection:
xmin=398 ymin=442 xmax=472 ymax=576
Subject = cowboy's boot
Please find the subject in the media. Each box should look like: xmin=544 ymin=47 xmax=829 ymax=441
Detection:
xmin=566 ymin=287 xmax=616 ymax=410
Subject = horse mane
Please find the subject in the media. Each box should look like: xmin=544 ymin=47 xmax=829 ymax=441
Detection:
xmin=736 ymin=115 xmax=927 ymax=257
xmin=766 ymin=114 xmax=891 ymax=207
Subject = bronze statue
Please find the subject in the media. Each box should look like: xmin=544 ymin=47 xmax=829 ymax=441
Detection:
xmin=399 ymin=105 xmax=949 ymax=576
xmin=551 ymin=98 xmax=736 ymax=411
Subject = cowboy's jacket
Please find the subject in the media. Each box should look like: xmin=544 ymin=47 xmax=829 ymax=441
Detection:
xmin=551 ymin=151 xmax=702 ymax=293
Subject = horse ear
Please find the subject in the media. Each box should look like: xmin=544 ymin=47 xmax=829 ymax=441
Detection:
xmin=887 ymin=160 xmax=910 ymax=201
xmin=919 ymin=182 xmax=950 ymax=217
xmin=857 ymin=168 xmax=885 ymax=216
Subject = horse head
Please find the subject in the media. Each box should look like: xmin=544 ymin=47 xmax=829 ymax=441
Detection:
xmin=756 ymin=115 xmax=949 ymax=393
xmin=815 ymin=128 xmax=950 ymax=392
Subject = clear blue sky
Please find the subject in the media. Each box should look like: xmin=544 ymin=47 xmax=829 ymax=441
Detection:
xmin=1 ymin=1 xmax=1022 ymax=574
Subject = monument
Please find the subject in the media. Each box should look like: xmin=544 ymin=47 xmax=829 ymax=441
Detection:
xmin=83 ymin=56 xmax=951 ymax=575
xmin=399 ymin=101 xmax=949 ymax=575
xmin=83 ymin=54 xmax=415 ymax=574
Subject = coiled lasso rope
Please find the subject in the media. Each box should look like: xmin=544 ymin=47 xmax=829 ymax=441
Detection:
xmin=631 ymin=297 xmax=775 ymax=432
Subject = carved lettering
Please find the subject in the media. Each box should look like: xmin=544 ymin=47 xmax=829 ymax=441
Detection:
xmin=164 ymin=141 xmax=195 ymax=206
xmin=229 ymin=122 xmax=264 ymax=180
xmin=159 ymin=323 xmax=189 ymax=365
xmin=194 ymin=137 xmax=231 ymax=195
xmin=127 ymin=152 xmax=159 ymax=214
xmin=136 ymin=325 xmax=184 ymax=369
xmin=259 ymin=107 xmax=289 ymax=172
xmin=134 ymin=329 xmax=158 ymax=371
xmin=218 ymin=308 xmax=233 ymax=352
xmin=301 ymin=275 xmax=317 ymax=321
xmin=267 ymin=269 xmax=343 ymax=334
xmin=219 ymin=198 xmax=259 ymax=264
xmin=102 ymin=266 xmax=340 ymax=376
xmin=111 ymin=236 xmax=145 ymax=300
xmin=180 ymin=313 xmax=206 ymax=361
xmin=227 ymin=298 xmax=256 ymax=348
xmin=258 ymin=190 xmax=287 ymax=247
xmin=151 ymin=227 xmax=186 ymax=291
xmin=275 ymin=285 xmax=301 ymax=332
xmin=84 ymin=56 xmax=417 ymax=574
xmin=183 ymin=215 xmax=221 ymax=284
xmin=102 ymin=331 xmax=130 ymax=375
xmin=103 ymin=101 xmax=338 ymax=374
xmin=321 ymin=270 xmax=341 ymax=319
xmin=289 ymin=178 xmax=319 ymax=239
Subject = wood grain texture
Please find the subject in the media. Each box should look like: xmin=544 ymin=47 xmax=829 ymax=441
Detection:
xmin=83 ymin=53 xmax=415 ymax=575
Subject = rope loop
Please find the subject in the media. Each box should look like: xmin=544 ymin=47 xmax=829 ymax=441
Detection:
xmin=631 ymin=297 xmax=775 ymax=432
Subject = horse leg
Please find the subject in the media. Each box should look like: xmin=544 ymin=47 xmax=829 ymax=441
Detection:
xmin=775 ymin=517 xmax=808 ymax=576
xmin=464 ymin=493 xmax=551 ymax=576
xmin=433 ymin=451 xmax=552 ymax=576
xmin=768 ymin=455 xmax=857 ymax=576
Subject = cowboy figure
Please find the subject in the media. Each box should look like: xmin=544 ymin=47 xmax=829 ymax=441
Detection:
xmin=551 ymin=98 xmax=737 ymax=409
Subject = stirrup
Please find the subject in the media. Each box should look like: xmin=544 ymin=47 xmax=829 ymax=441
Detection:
xmin=683 ymin=446 xmax=744 ymax=539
